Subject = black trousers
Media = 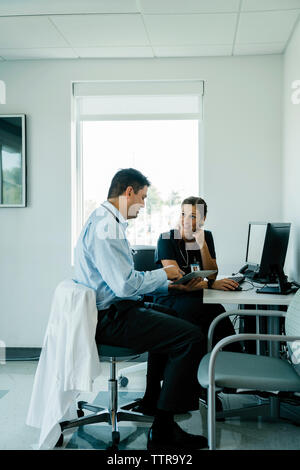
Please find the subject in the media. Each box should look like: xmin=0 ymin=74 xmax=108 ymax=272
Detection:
xmin=141 ymin=292 xmax=242 ymax=407
xmin=95 ymin=300 xmax=206 ymax=412
xmin=153 ymin=291 xmax=241 ymax=353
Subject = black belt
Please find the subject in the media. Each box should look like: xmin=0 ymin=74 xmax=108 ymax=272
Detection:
xmin=98 ymin=299 xmax=144 ymax=316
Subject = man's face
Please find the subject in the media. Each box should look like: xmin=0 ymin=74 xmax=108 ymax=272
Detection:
xmin=127 ymin=185 xmax=148 ymax=219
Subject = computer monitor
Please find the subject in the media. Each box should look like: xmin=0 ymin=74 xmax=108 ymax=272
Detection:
xmin=245 ymin=222 xmax=291 ymax=283
xmin=246 ymin=222 xmax=268 ymax=271
xmin=259 ymin=223 xmax=291 ymax=282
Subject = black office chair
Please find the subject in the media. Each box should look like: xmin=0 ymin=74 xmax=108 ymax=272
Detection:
xmin=131 ymin=245 xmax=158 ymax=272
xmin=56 ymin=344 xmax=153 ymax=449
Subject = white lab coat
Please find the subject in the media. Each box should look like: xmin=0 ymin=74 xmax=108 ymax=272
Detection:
xmin=26 ymin=279 xmax=101 ymax=449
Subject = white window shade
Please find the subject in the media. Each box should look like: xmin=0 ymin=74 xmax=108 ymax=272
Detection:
xmin=73 ymin=80 xmax=204 ymax=120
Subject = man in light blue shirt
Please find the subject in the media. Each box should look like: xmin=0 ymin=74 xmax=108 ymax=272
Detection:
xmin=74 ymin=199 xmax=171 ymax=310
xmin=74 ymin=168 xmax=207 ymax=451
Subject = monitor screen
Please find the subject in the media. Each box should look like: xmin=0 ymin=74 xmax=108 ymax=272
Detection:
xmin=246 ymin=223 xmax=267 ymax=266
xmin=259 ymin=223 xmax=291 ymax=280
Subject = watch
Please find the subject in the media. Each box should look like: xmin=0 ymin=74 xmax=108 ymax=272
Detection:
xmin=207 ymin=279 xmax=215 ymax=289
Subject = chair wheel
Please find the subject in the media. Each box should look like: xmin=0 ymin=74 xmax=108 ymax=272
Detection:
xmin=77 ymin=409 xmax=84 ymax=418
xmin=119 ymin=376 xmax=128 ymax=387
xmin=112 ymin=431 xmax=120 ymax=446
xmin=55 ymin=433 xmax=64 ymax=447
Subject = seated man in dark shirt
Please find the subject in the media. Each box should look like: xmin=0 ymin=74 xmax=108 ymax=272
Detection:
xmin=132 ymin=196 xmax=241 ymax=415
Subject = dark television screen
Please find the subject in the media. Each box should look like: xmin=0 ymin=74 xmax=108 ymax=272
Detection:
xmin=0 ymin=115 xmax=26 ymax=207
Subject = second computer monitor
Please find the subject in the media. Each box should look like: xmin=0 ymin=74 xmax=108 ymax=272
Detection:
xmin=245 ymin=222 xmax=291 ymax=282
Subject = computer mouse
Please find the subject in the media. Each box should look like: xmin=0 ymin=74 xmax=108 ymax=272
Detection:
xmin=235 ymin=286 xmax=242 ymax=291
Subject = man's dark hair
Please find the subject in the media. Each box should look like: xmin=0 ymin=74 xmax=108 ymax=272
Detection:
xmin=181 ymin=196 xmax=208 ymax=217
xmin=107 ymin=168 xmax=151 ymax=199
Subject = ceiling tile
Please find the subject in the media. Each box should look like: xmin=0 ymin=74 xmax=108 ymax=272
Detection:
xmin=73 ymin=46 xmax=154 ymax=58
xmin=153 ymin=44 xmax=232 ymax=57
xmin=0 ymin=48 xmax=78 ymax=60
xmin=0 ymin=0 xmax=138 ymax=15
xmin=236 ymin=10 xmax=299 ymax=43
xmin=139 ymin=0 xmax=240 ymax=14
xmin=144 ymin=13 xmax=237 ymax=45
xmin=234 ymin=42 xmax=285 ymax=54
xmin=241 ymin=0 xmax=300 ymax=11
xmin=50 ymin=14 xmax=149 ymax=47
xmin=0 ymin=16 xmax=69 ymax=48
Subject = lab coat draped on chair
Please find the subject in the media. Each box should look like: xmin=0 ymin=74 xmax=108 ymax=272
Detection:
xmin=26 ymin=279 xmax=101 ymax=449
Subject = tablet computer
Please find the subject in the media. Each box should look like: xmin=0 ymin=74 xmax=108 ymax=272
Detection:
xmin=172 ymin=270 xmax=217 ymax=285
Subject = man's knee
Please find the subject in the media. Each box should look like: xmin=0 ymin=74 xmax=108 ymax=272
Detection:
xmin=182 ymin=321 xmax=204 ymax=344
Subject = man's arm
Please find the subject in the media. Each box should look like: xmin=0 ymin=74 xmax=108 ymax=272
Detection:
xmin=91 ymin=237 xmax=182 ymax=298
xmin=91 ymin=236 xmax=167 ymax=297
xmin=160 ymin=259 xmax=206 ymax=291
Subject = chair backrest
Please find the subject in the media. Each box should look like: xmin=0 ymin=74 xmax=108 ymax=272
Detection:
xmin=132 ymin=245 xmax=158 ymax=271
xmin=285 ymin=289 xmax=300 ymax=375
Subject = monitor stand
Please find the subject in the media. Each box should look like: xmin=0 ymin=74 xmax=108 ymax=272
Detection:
xmin=256 ymin=266 xmax=297 ymax=295
xmin=256 ymin=285 xmax=296 ymax=295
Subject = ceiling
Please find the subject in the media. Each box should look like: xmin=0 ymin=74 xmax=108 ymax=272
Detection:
xmin=0 ymin=0 xmax=299 ymax=61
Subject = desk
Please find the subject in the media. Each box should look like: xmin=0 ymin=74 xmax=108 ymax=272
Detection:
xmin=204 ymin=282 xmax=295 ymax=356
xmin=203 ymin=283 xmax=297 ymax=422
xmin=203 ymin=286 xmax=294 ymax=306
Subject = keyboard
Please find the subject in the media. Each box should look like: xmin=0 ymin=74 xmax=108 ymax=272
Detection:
xmin=227 ymin=275 xmax=245 ymax=285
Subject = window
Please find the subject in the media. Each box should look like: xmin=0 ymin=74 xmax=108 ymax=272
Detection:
xmin=72 ymin=81 xmax=203 ymax=254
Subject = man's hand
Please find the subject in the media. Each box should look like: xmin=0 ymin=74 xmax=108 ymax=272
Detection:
xmin=211 ymin=278 xmax=239 ymax=291
xmin=192 ymin=228 xmax=205 ymax=250
xmin=169 ymin=277 xmax=204 ymax=292
xmin=163 ymin=264 xmax=185 ymax=281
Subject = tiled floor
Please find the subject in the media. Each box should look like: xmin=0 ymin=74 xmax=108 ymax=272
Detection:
xmin=1 ymin=360 xmax=300 ymax=450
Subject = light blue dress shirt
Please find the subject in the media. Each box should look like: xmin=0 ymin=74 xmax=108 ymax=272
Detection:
xmin=74 ymin=201 xmax=169 ymax=310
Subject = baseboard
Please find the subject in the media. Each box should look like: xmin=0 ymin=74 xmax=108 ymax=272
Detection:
xmin=6 ymin=348 xmax=41 ymax=361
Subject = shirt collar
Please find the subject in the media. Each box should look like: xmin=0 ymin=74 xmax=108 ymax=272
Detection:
xmin=102 ymin=200 xmax=128 ymax=228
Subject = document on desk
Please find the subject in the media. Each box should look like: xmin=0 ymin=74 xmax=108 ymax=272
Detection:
xmin=172 ymin=270 xmax=217 ymax=285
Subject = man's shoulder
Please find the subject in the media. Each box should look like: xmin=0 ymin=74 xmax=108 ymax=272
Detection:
xmin=85 ymin=205 xmax=125 ymax=241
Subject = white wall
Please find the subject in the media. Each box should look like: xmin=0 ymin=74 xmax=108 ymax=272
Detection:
xmin=0 ymin=55 xmax=282 ymax=346
xmin=283 ymin=19 xmax=300 ymax=282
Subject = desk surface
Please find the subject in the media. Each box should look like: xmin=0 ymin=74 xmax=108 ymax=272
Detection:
xmin=203 ymin=280 xmax=295 ymax=305
xmin=203 ymin=288 xmax=294 ymax=305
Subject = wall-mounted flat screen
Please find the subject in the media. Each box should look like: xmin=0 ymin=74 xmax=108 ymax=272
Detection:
xmin=0 ymin=115 xmax=26 ymax=207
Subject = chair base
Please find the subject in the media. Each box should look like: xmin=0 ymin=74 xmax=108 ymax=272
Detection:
xmin=58 ymin=399 xmax=153 ymax=448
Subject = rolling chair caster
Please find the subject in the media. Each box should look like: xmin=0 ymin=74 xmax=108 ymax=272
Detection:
xmin=55 ymin=405 xmax=86 ymax=447
xmin=77 ymin=401 xmax=87 ymax=418
xmin=118 ymin=376 xmax=129 ymax=387
xmin=107 ymin=431 xmax=120 ymax=450
xmin=55 ymin=433 xmax=64 ymax=447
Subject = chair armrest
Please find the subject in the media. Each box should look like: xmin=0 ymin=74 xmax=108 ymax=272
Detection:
xmin=207 ymin=309 xmax=286 ymax=352
xmin=207 ymin=333 xmax=300 ymax=388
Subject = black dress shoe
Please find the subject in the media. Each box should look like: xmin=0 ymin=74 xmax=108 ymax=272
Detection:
xmin=198 ymin=390 xmax=223 ymax=412
xmin=147 ymin=422 xmax=208 ymax=450
xmin=130 ymin=399 xmax=157 ymax=416
xmin=131 ymin=398 xmax=197 ymax=416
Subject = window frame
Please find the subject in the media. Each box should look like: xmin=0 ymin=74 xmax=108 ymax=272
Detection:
xmin=71 ymin=82 xmax=204 ymax=264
